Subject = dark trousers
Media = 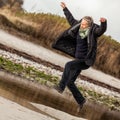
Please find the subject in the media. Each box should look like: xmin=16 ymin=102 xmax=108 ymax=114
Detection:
xmin=59 ymin=59 xmax=89 ymax=104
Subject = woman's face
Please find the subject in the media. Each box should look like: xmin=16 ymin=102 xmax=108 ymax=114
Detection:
xmin=80 ymin=19 xmax=89 ymax=29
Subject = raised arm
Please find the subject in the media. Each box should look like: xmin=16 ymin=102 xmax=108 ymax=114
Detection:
xmin=94 ymin=17 xmax=107 ymax=36
xmin=60 ymin=2 xmax=78 ymax=26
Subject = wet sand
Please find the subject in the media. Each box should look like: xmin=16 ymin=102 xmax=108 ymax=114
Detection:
xmin=0 ymin=96 xmax=87 ymax=120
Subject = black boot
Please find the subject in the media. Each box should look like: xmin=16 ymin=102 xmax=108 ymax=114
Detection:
xmin=54 ymin=85 xmax=64 ymax=94
xmin=77 ymin=99 xmax=86 ymax=112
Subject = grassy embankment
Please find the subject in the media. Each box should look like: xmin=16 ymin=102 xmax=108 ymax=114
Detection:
xmin=0 ymin=7 xmax=119 ymax=79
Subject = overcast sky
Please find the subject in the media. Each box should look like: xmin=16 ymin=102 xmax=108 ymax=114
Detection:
xmin=22 ymin=0 xmax=120 ymax=43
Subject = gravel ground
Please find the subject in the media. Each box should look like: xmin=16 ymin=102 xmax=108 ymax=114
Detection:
xmin=0 ymin=49 xmax=120 ymax=100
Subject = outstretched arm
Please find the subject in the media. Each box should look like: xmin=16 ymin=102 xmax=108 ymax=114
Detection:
xmin=94 ymin=17 xmax=107 ymax=36
xmin=60 ymin=2 xmax=78 ymax=26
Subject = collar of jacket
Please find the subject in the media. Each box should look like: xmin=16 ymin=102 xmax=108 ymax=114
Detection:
xmin=68 ymin=22 xmax=97 ymax=64
xmin=68 ymin=23 xmax=81 ymax=38
xmin=68 ymin=22 xmax=94 ymax=49
xmin=87 ymin=23 xmax=97 ymax=54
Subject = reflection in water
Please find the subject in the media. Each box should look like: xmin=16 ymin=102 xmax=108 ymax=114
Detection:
xmin=0 ymin=71 xmax=120 ymax=120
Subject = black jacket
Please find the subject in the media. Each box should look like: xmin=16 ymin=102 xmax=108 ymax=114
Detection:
xmin=52 ymin=7 xmax=107 ymax=66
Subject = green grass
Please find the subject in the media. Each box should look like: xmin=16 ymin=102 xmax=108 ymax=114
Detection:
xmin=0 ymin=56 xmax=59 ymax=85
xmin=78 ymin=86 xmax=120 ymax=111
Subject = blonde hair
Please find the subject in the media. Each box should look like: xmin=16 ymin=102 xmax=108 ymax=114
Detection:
xmin=82 ymin=16 xmax=93 ymax=26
